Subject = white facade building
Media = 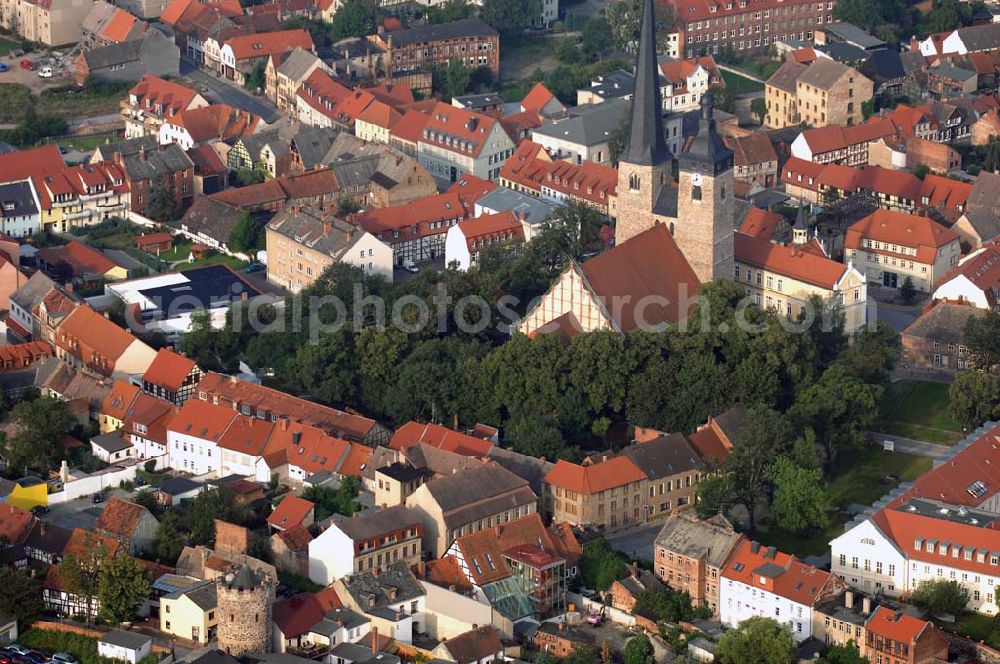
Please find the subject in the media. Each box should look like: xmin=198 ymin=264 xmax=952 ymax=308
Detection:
xmin=166 ymin=398 xmax=236 ymax=475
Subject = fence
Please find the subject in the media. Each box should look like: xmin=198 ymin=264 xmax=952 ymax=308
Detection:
xmin=45 ymin=458 xmax=163 ymax=504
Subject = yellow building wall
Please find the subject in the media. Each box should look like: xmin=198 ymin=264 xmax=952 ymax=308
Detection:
xmin=7 ymin=482 xmax=48 ymax=510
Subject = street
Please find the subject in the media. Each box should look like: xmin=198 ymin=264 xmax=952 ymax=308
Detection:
xmin=179 ymin=60 xmax=282 ymax=124
xmin=605 ymin=521 xmax=663 ymax=564
xmin=872 ymin=301 xmax=920 ymax=333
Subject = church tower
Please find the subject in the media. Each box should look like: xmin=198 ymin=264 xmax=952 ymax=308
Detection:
xmin=615 ymin=0 xmax=672 ymax=244
xmin=676 ymin=94 xmax=735 ymax=283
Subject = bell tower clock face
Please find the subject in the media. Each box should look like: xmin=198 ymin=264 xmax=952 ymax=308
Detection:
xmin=691 ymin=171 xmax=703 ymax=201
xmin=691 ymin=172 xmax=703 ymax=187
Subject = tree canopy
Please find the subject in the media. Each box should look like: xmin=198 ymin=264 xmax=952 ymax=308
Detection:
xmin=910 ymin=578 xmax=970 ymax=616
xmin=5 ymin=395 xmax=75 ymax=472
xmin=229 ymin=211 xmax=264 ymax=254
xmin=329 ymin=0 xmax=380 ymax=41
xmin=480 ymin=0 xmax=542 ymax=38
xmin=716 ymin=617 xmax=796 ymax=664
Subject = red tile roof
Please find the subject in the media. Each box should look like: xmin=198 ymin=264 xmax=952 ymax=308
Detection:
xmin=95 ymin=497 xmax=149 ymax=538
xmin=159 ymin=0 xmax=195 ymax=25
xmin=845 ymin=209 xmax=960 ymax=263
xmin=355 ymin=99 xmax=401 ymax=130
xmin=168 ymin=103 xmax=261 ymax=143
xmin=0 ymin=145 xmax=64 ymax=182
xmin=937 ymin=240 xmax=1000 ymax=307
xmin=545 ymin=456 xmax=646 ymax=495
xmin=135 ymin=232 xmax=173 ymax=250
xmin=273 ymin=592 xmax=324 ymax=638
xmin=735 ymin=232 xmax=848 ymax=290
xmin=389 ymin=422 xmax=493 ymax=456
xmin=798 ymin=119 xmax=898 ymax=156
xmin=37 ymin=240 xmax=120 ymax=277
xmin=123 ymin=392 xmax=176 ymax=445
xmin=216 ymin=413 xmax=275 ymax=455
xmin=64 ymin=527 xmax=121 ymax=559
xmin=142 ymin=348 xmax=197 ymax=392
xmin=339 ymin=443 xmax=372 ymax=479
xmin=419 ymin=102 xmax=504 ymax=158
xmin=583 ymin=223 xmax=701 ymax=330
xmin=275 ymin=524 xmax=313 ymax=552
xmin=866 ymin=606 xmax=933 ymax=644
xmin=726 ymin=132 xmax=777 ymax=168
xmin=448 ymin=174 xmax=497 ymax=208
xmin=456 ymin=211 xmax=524 ymax=250
xmin=0 ymin=341 xmax=52 ymax=371
xmin=359 ymin=191 xmax=471 ymax=243
xmin=519 ymin=82 xmax=561 ymax=115
xmin=188 ymin=144 xmax=227 ymax=175
xmin=101 ymin=8 xmax=139 ymax=42
xmin=102 ymin=379 xmax=141 ymax=422
xmin=498 ymin=109 xmax=542 ymax=145
xmin=314 ymin=586 xmax=342 ymax=610
xmin=267 ymin=494 xmax=314 ymax=530
xmin=224 ymin=29 xmax=314 ymax=61
xmin=421 ymin=555 xmax=474 ymax=593
xmin=389 ymin=109 xmax=431 ymax=144
xmin=55 ymin=305 xmax=141 ymax=375
xmin=918 ymin=173 xmax=972 ymax=217
xmin=168 ymin=397 xmax=238 ymax=442
xmin=659 ymin=55 xmax=723 ymax=91
xmin=365 ymin=83 xmax=414 ymax=108
xmin=296 ymin=69 xmax=352 ymax=119
xmin=544 ymin=159 xmax=618 ymax=207
xmin=722 ymin=539 xmax=840 ymax=606
xmin=0 ymin=503 xmax=34 ymax=544
xmin=738 ymin=208 xmax=784 ymax=240
xmin=279 ymin=420 xmax=351 ymax=474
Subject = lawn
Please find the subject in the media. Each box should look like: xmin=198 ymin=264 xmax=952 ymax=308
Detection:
xmin=881 ymin=380 xmax=964 ymax=444
xmin=20 ymin=629 xmax=161 ymax=664
xmin=0 ymin=37 xmax=21 ymax=57
xmin=0 ymin=82 xmax=127 ymax=124
xmin=53 ymin=133 xmax=119 ymax=153
xmin=756 ymin=448 xmax=932 ymax=558
xmin=154 ymin=239 xmax=195 ymax=263
xmin=954 ymin=613 xmax=1000 ymax=650
xmin=88 ymin=232 xmax=138 ymax=250
xmin=732 ymin=59 xmax=782 ymax=80
xmin=720 ymin=69 xmax=765 ymax=94
xmin=176 ymin=252 xmax=247 ymax=270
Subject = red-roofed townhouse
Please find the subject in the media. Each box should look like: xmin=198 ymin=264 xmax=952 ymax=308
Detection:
xmin=933 ymin=240 xmax=1000 ymax=308
xmin=271 ymin=592 xmax=365 ymax=654
xmin=388 ymin=422 xmax=494 ymax=457
xmin=863 ymin=605 xmax=948 ymax=664
xmin=544 ymin=455 xmax=647 ymax=529
xmin=295 ymin=69 xmax=352 ymax=129
xmin=160 ymin=103 xmax=263 ymax=150
xmin=726 ymin=132 xmax=778 ymax=189
xmin=721 ymin=540 xmax=847 ymax=642
xmin=539 ymin=159 xmax=618 ymax=217
xmin=660 ymin=56 xmax=723 ymax=112
xmin=354 ymin=99 xmax=401 ymax=145
xmin=54 ymin=305 xmax=157 ymax=379
xmin=101 ymin=379 xmax=141 ymax=433
xmin=790 ymin=119 xmax=899 ymax=166
xmin=166 ymin=397 xmax=238 ymax=475
xmin=416 ymin=102 xmax=516 ymax=183
xmin=122 ymin=391 xmax=177 ymax=462
xmin=916 ymin=174 xmax=972 ymax=223
xmin=216 ymin=411 xmax=278 ymax=477
xmin=389 ymin=109 xmax=431 ymax=157
xmin=122 ymin=75 xmax=210 ymax=139
xmin=844 ymin=209 xmax=962 ymax=292
xmin=444 ymin=211 xmax=524 ymax=271
xmin=141 ymin=348 xmax=202 ymax=404
xmin=831 ymin=421 xmax=1000 ymax=615
xmin=734 ymin=227 xmax=869 ymax=332
xmin=95 ymin=497 xmax=159 ymax=555
xmin=519 ymin=82 xmax=566 ymax=120
xmin=219 ymin=29 xmax=315 ymax=85
xmin=357 ymin=191 xmax=472 ymax=268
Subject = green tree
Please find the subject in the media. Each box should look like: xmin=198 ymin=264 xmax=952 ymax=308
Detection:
xmin=862 ymin=98 xmax=878 ymax=121
xmin=556 ymin=37 xmax=581 ymax=64
xmin=949 ymin=370 xmax=1000 ymax=431
xmin=695 ymin=473 xmax=730 ymax=518
xmin=899 ymin=276 xmax=917 ymax=305
xmin=229 ymin=211 xmax=264 ymax=253
xmin=751 ymin=97 xmax=767 ymax=122
xmin=563 ymin=644 xmax=600 ymax=664
xmin=910 ymin=578 xmax=969 ymax=615
xmin=624 ymin=633 xmax=655 ymax=664
xmin=243 ymin=59 xmax=267 ymax=92
xmin=505 ymin=412 xmax=575 ymax=460
xmin=0 ymin=568 xmax=43 ymax=626
xmin=608 ymin=116 xmax=630 ymax=162
xmin=328 ymin=0 xmax=379 ymax=41
xmin=59 ymin=537 xmax=111 ymax=623
xmin=302 ymin=477 xmax=361 ymax=521
xmin=288 ymin=328 xmax=358 ymax=406
xmin=581 ymin=18 xmax=613 ymax=60
xmin=721 ymin=406 xmax=792 ymax=531
xmin=5 ymin=395 xmax=75 ymax=472
xmin=98 ymin=554 xmax=151 ymax=624
xmin=435 ymin=57 xmax=473 ymax=99
xmin=480 ymin=0 xmax=543 ymax=38
xmin=247 ymin=530 xmax=273 ymax=563
xmin=912 ymin=164 xmax=930 ymax=180
xmin=605 ymin=0 xmax=676 ymax=51
xmin=155 ymin=509 xmax=186 ymax=564
xmin=709 ymin=84 xmax=736 ymax=114
xmin=146 ymin=182 xmax=180 ymax=223
xmin=186 ymin=487 xmax=246 ymax=546
xmin=716 ymin=617 xmax=796 ymax=664
xmin=427 ymin=0 xmax=470 ymax=23
xmin=769 ymin=456 xmax=828 ymax=533
xmin=132 ymin=490 xmax=162 ymax=517
xmin=546 ymin=199 xmax=605 ymax=259
xmin=579 ymin=537 xmax=627 ymax=591
xmin=965 ymin=313 xmax=1000 ymax=370
xmin=832 ymin=0 xmax=887 ymax=28
xmin=818 ymin=643 xmax=867 ymax=664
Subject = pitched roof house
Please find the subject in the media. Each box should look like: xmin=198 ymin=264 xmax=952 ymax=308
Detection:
xmin=95 ymin=497 xmax=159 ymax=555
xmin=54 ymin=305 xmax=157 ymax=380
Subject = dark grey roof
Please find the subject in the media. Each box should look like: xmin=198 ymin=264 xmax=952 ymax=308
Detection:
xmin=487 ymin=446 xmax=553 ymax=497
xmin=84 ymin=39 xmax=143 ymax=69
xmin=619 ymin=433 xmax=704 ymax=480
xmin=188 ymin=651 xmax=239 ymax=664
xmin=135 ymin=264 xmax=260 ymax=316
xmin=293 ymin=126 xmax=338 ymax=170
xmin=376 ymin=462 xmax=426 ymax=483
xmin=240 ymin=129 xmax=288 ymax=160
xmin=815 ymin=43 xmax=870 ymax=65
xmin=822 ymin=22 xmax=887 ymax=50
xmin=622 ymin=0 xmax=669 ymax=166
xmin=617 ymin=569 xmax=662 ymax=597
xmin=422 ymin=463 xmax=530 ymax=513
xmin=453 ymin=93 xmax=503 ymax=109
xmin=167 ymin=580 xmax=217 ymax=610
xmin=179 ymin=195 xmax=245 ymax=244
xmin=228 ymin=564 xmax=258 ymax=591
xmin=329 ymin=37 xmax=385 ymax=60
xmin=961 ymin=208 xmax=1000 ymax=240
xmin=863 ymin=50 xmax=905 ymax=82
xmin=956 ymin=23 xmax=1000 ymax=53
xmin=713 ymin=404 xmax=748 ymax=440
xmin=679 ymin=95 xmax=733 ymax=177
xmin=654 ymin=514 xmax=742 ymax=568
xmin=583 ymin=68 xmax=635 ymax=101
xmin=91 ymin=431 xmax=132 ymax=454
xmin=121 ymin=142 xmax=193 ymax=182
xmin=754 ymin=562 xmax=786 ymax=578
xmin=531 ymin=98 xmax=629 ymax=148
xmin=968 ymin=171 xmax=1000 ymax=215
xmin=535 ymin=622 xmax=594 ymax=644
xmin=342 ymin=561 xmax=424 ymax=612
xmin=100 ymin=629 xmax=151 ymax=650
xmin=0 ymin=181 xmax=37 ymax=218
xmin=331 ymin=155 xmax=380 ymax=189
xmin=797 ymin=58 xmax=854 ymax=89
xmin=767 ymin=60 xmax=808 ymax=94
xmin=312 ymin=607 xmax=368 ymax=635
xmin=652 ymin=185 xmax=678 ymax=217
xmin=22 ymin=519 xmax=72 ymax=556
xmin=277 ymin=47 xmax=321 ymax=82
xmin=900 ymin=50 xmax=929 ymax=75
xmin=327 ymin=643 xmax=400 ymax=664
xmin=476 ymin=187 xmax=557 ymax=227
xmin=267 ymin=206 xmax=364 ymax=259
xmin=386 ymin=18 xmax=497 ymax=47
xmin=929 ymin=63 xmax=976 ymax=81
xmin=333 ymin=505 xmax=421 ymax=542
xmin=157 ymin=476 xmax=203 ymax=496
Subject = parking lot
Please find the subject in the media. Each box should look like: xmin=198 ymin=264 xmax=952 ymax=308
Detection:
xmin=40 ymin=487 xmax=136 ymax=532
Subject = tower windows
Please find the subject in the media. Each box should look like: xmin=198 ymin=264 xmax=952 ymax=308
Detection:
xmin=692 ymin=185 xmax=702 ymax=201
xmin=629 ymin=174 xmax=640 ymax=190
xmin=669 ymin=222 xmax=675 ymax=235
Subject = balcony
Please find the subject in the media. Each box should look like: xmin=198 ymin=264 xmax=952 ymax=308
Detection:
xmin=80 ymin=189 xmax=113 ymax=202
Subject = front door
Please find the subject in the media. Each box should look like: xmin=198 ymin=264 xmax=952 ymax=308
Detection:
xmin=883 ymin=271 xmax=898 ymax=288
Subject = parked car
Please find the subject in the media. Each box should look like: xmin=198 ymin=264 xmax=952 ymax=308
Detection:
xmin=18 ymin=60 xmax=33 ymax=71
xmin=403 ymin=260 xmax=420 ymax=273
xmin=243 ymin=262 xmax=265 ymax=273
xmin=38 ymin=67 xmax=52 ymax=78
xmin=91 ymin=492 xmax=104 ymax=504
xmin=0 ymin=63 xmax=8 ymax=73
xmin=49 ymin=653 xmax=78 ymax=664
xmin=31 ymin=505 xmax=48 ymax=516
xmin=6 ymin=647 xmax=31 ymax=657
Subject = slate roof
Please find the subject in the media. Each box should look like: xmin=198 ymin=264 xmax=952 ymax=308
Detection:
xmin=422 ymin=463 xmax=531 ymax=512
xmin=531 ymin=98 xmax=629 ymax=148
xmin=120 ymin=143 xmax=193 ymax=182
xmin=100 ymin=630 xmax=151 ymax=650
xmin=902 ymin=301 xmax=985 ymax=344
xmin=83 ymin=39 xmax=144 ymax=69
xmin=334 ymin=505 xmax=421 ymax=543
xmin=91 ymin=431 xmax=132 ymax=454
xmin=961 ymin=208 xmax=1000 ymax=241
xmin=654 ymin=514 xmax=743 ymax=567
xmin=797 ymin=58 xmax=855 ymax=90
xmin=622 ymin=0 xmax=668 ymax=165
xmin=440 ymin=626 xmax=503 ymax=664
xmin=342 ymin=561 xmax=424 ymax=611
xmin=0 ymin=181 xmax=38 ymax=218
xmin=179 ymin=195 xmax=245 ymax=243
xmin=277 ymin=47 xmax=322 ymax=82
xmin=767 ymin=60 xmax=808 ymax=93
xmin=619 ymin=433 xmax=705 ymax=480
xmin=292 ymin=125 xmax=337 ymax=170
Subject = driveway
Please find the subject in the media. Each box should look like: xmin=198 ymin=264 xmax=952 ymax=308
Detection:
xmin=865 ymin=431 xmax=952 ymax=459
xmin=41 ymin=487 xmax=134 ymax=531
xmin=180 ymin=59 xmax=281 ymax=124
xmin=872 ymin=300 xmax=920 ymax=333
xmin=605 ymin=521 xmax=663 ymax=563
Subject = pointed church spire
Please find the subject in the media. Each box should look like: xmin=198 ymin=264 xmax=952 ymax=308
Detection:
xmin=622 ymin=0 xmax=669 ymax=166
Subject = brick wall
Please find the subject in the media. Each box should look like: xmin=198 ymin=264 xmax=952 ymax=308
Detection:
xmin=214 ymin=519 xmax=249 ymax=557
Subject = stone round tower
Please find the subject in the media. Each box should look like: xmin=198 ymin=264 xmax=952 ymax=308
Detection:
xmin=216 ymin=564 xmax=272 ymax=657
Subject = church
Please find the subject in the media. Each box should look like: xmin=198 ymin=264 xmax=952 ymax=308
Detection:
xmin=517 ymin=0 xmax=867 ymax=337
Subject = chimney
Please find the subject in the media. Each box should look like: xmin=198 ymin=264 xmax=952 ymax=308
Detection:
xmin=138 ymin=144 xmax=147 ymax=161
xmin=630 ymin=561 xmax=638 ymax=577
xmin=371 ymin=626 xmax=379 ymax=652
xmin=292 ymin=431 xmax=301 ymax=444
xmin=557 ymin=622 xmax=564 ymax=631
xmin=59 ymin=460 xmax=69 ymax=483
xmin=844 ymin=591 xmax=854 ymax=609
xmin=862 ymin=596 xmax=872 ymax=614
